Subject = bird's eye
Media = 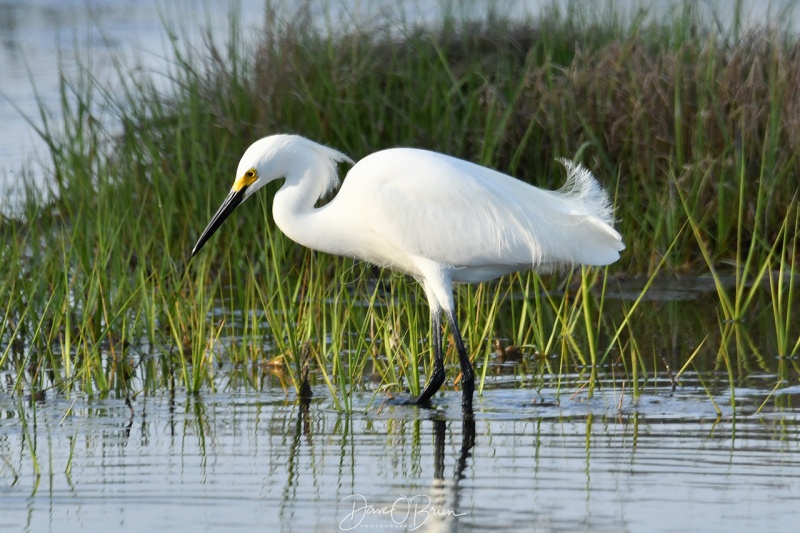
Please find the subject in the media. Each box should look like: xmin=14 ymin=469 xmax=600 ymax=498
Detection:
xmin=245 ymin=169 xmax=256 ymax=178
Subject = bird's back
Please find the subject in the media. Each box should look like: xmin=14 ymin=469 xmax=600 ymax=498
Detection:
xmin=334 ymin=148 xmax=623 ymax=281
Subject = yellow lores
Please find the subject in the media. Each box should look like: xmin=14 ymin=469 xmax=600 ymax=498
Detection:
xmin=233 ymin=168 xmax=258 ymax=192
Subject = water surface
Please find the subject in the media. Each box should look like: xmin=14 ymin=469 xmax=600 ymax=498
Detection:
xmin=2 ymin=383 xmax=798 ymax=532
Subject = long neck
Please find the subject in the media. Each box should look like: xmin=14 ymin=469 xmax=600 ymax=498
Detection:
xmin=271 ymin=156 xmax=343 ymax=255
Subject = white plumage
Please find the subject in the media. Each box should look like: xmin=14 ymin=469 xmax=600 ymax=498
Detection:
xmin=191 ymin=134 xmax=624 ymax=409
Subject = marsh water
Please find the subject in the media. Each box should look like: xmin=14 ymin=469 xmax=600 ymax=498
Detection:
xmin=2 ymin=375 xmax=800 ymax=532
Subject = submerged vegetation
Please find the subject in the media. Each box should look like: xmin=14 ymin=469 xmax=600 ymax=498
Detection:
xmin=1 ymin=2 xmax=798 ymax=412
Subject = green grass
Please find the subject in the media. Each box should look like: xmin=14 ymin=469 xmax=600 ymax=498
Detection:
xmin=1 ymin=1 xmax=799 ymax=411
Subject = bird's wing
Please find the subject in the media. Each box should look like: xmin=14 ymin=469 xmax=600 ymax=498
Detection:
xmin=344 ymin=149 xmax=623 ymax=271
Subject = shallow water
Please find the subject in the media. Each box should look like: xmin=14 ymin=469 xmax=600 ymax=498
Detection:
xmin=2 ymin=382 xmax=799 ymax=533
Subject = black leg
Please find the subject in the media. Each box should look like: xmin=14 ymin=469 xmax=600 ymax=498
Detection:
xmin=446 ymin=310 xmax=474 ymax=409
xmin=415 ymin=307 xmax=445 ymax=405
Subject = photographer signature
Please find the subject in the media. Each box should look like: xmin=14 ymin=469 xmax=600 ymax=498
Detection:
xmin=339 ymin=493 xmax=465 ymax=531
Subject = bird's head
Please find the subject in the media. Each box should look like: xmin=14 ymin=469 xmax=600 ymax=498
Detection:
xmin=190 ymin=136 xmax=288 ymax=259
xmin=190 ymin=135 xmax=351 ymax=259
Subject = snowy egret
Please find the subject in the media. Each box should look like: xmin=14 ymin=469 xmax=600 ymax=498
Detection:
xmin=191 ymin=134 xmax=624 ymax=408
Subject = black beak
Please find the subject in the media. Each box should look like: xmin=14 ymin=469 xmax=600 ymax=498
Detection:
xmin=190 ymin=187 xmax=246 ymax=259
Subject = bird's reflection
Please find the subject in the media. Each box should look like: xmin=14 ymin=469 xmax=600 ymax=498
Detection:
xmin=427 ymin=407 xmax=475 ymax=531
xmin=283 ymin=398 xmax=476 ymax=532
xmin=456 ymin=411 xmax=476 ymax=481
xmin=432 ymin=412 xmax=476 ymax=482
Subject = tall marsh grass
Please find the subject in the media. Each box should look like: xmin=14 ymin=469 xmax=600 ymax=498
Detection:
xmin=1 ymin=2 xmax=798 ymax=410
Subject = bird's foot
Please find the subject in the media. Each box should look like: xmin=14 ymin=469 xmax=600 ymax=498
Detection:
xmin=414 ymin=388 xmax=439 ymax=406
xmin=414 ymin=366 xmax=446 ymax=406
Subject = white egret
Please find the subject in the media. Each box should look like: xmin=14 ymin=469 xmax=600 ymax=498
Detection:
xmin=191 ymin=134 xmax=624 ymax=408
